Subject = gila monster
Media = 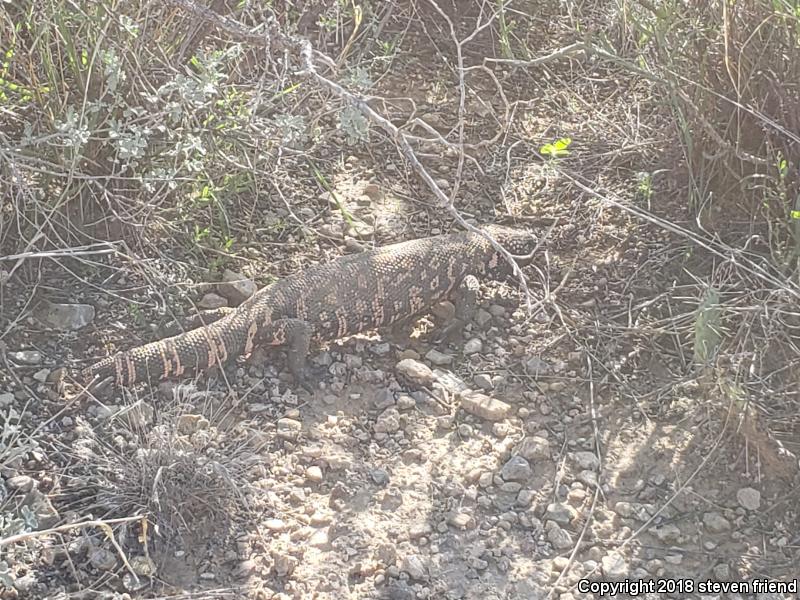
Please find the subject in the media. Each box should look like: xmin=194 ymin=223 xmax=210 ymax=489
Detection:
xmin=83 ymin=225 xmax=536 ymax=388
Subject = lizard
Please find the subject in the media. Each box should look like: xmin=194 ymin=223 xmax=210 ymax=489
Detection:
xmin=82 ymin=225 xmax=537 ymax=389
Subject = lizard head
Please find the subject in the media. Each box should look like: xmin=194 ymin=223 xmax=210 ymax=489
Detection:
xmin=480 ymin=225 xmax=539 ymax=266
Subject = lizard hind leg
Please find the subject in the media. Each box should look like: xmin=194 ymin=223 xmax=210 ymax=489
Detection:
xmin=438 ymin=274 xmax=480 ymax=343
xmin=254 ymin=318 xmax=314 ymax=390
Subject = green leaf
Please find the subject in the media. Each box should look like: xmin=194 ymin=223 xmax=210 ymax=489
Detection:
xmin=540 ymin=137 xmax=572 ymax=157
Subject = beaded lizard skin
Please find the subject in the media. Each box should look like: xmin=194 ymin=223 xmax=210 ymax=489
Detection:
xmin=83 ymin=225 xmax=536 ymax=388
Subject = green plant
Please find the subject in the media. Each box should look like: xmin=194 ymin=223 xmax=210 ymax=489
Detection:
xmin=539 ymin=137 xmax=572 ymax=158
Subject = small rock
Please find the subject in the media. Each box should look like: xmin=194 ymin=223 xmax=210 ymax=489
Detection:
xmin=8 ymin=351 xmax=43 ymax=365
xmin=432 ymin=301 xmax=456 ymax=321
xmin=525 ymin=356 xmax=550 ymax=375
xmin=578 ymin=470 xmax=599 ymax=487
xmin=370 ymin=468 xmax=390 ymax=486
xmin=614 ymin=501 xmax=634 ymax=518
xmin=396 ymin=394 xmax=416 ymax=410
xmin=386 ymin=583 xmax=415 ymax=600
xmin=736 ymin=487 xmax=761 ymax=511
xmin=89 ymin=547 xmax=117 ymax=571
xmin=277 ymin=418 xmax=302 ymax=441
xmin=475 ymin=309 xmax=492 ymax=327
xmin=571 ymin=451 xmax=600 ymax=471
xmin=218 ymin=269 xmax=257 ymax=304
xmin=33 ymin=368 xmax=50 ymax=383
xmin=518 ymin=436 xmax=551 ymax=460
xmin=545 ymin=521 xmax=573 ymax=550
xmin=703 ymin=511 xmax=731 ymax=533
xmin=0 ymin=393 xmax=13 ymax=406
xmin=501 ymin=456 xmax=532 ymax=482
xmin=473 ymin=373 xmax=493 ymax=390
xmin=652 ymin=524 xmax=682 ymax=542
xmin=198 ymin=293 xmax=228 ymax=309
xmin=264 ymin=518 xmax=286 ymax=532
xmin=425 ymin=348 xmax=453 ymax=366
xmin=545 ymin=502 xmax=578 ymax=525
xmin=371 ymin=342 xmax=391 ymax=355
xmin=401 ymin=554 xmax=427 ymax=580
xmin=713 ymin=562 xmax=730 ymax=579
xmin=447 ymin=512 xmax=474 ymax=529
xmin=396 ymin=359 xmax=436 ymax=386
xmin=460 ymin=391 xmax=511 ymax=421
xmin=517 ymin=489 xmax=536 ymax=507
xmin=374 ymin=407 xmax=401 ymax=433
xmin=38 ymin=302 xmax=95 ymax=330
xmin=309 ymin=529 xmax=330 ymax=548
xmin=272 ymin=550 xmax=296 ymax=577
xmin=7 ymin=475 xmax=36 ymax=492
xmin=345 ymin=220 xmax=375 ymax=240
xmin=601 ymin=554 xmax=628 ymax=578
xmin=306 ymin=466 xmax=323 ymax=483
xmin=463 ymin=338 xmax=483 ymax=355
xmin=488 ymin=304 xmax=505 ymax=317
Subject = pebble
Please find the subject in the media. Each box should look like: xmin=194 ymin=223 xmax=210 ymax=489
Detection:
xmin=432 ymin=301 xmax=456 ymax=321
xmin=425 ymin=348 xmax=454 ymax=366
xmin=577 ymin=470 xmax=598 ymax=487
xmin=8 ymin=351 xmax=43 ymax=365
xmin=447 ymin=512 xmax=474 ymax=529
xmin=736 ymin=487 xmax=760 ymax=510
xmin=571 ymin=451 xmax=600 ymax=471
xmin=396 ymin=394 xmax=416 ymax=410
xmin=409 ymin=522 xmax=432 ymax=539
xmin=371 ymin=342 xmax=391 ymax=355
xmin=33 ymin=368 xmax=50 ymax=383
xmin=473 ymin=373 xmax=493 ymax=390
xmin=0 ymin=393 xmax=14 ymax=406
xmin=198 ymin=293 xmax=228 ymax=309
xmin=518 ymin=436 xmax=551 ymax=460
xmin=492 ymin=422 xmax=511 ymax=438
xmin=475 ymin=309 xmax=492 ymax=327
xmin=652 ymin=524 xmax=681 ymax=542
xmin=276 ymin=418 xmax=302 ymax=441
xmin=713 ymin=562 xmax=730 ymax=579
xmin=545 ymin=521 xmax=573 ymax=549
xmin=401 ymin=554 xmax=427 ymax=580
xmin=703 ymin=511 xmax=731 ymax=533
xmin=305 ymin=466 xmax=323 ymax=483
xmin=601 ymin=554 xmax=628 ymax=578
xmin=89 ymin=547 xmax=117 ymax=571
xmin=545 ymin=502 xmax=578 ymax=525
xmin=218 ymin=269 xmax=257 ymax=304
xmin=488 ymin=304 xmax=505 ymax=317
xmin=460 ymin=391 xmax=511 ymax=421
xmin=309 ymin=529 xmax=330 ymax=548
xmin=463 ymin=338 xmax=483 ymax=355
xmin=516 ymin=489 xmax=535 ymax=507
xmin=7 ymin=475 xmax=35 ymax=492
xmin=396 ymin=358 xmax=436 ymax=386
xmin=500 ymin=456 xmax=533 ymax=482
xmin=525 ymin=356 xmax=550 ymax=375
xmin=370 ymin=468 xmax=390 ymax=486
xmin=265 ymin=519 xmax=286 ymax=532
xmin=374 ymin=407 xmax=401 ymax=433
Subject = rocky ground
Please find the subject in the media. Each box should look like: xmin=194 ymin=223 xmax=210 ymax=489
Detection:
xmin=2 ymin=4 xmax=799 ymax=600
